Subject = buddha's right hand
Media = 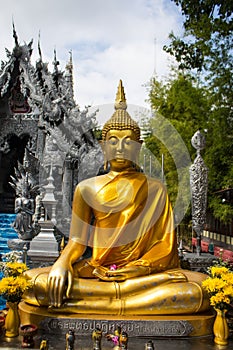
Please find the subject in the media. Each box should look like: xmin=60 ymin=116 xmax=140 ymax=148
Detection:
xmin=47 ymin=261 xmax=73 ymax=307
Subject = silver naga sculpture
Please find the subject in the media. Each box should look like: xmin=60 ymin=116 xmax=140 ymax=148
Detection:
xmin=189 ymin=130 xmax=208 ymax=256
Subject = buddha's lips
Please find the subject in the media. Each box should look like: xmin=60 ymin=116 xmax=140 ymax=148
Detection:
xmin=115 ymin=156 xmax=127 ymax=162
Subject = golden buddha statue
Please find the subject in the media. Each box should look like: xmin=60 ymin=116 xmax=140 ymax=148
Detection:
xmin=23 ymin=80 xmax=210 ymax=315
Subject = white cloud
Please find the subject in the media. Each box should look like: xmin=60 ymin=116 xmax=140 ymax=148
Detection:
xmin=0 ymin=0 xmax=183 ymax=123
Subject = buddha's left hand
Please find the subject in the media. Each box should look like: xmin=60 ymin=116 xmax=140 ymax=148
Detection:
xmin=93 ymin=265 xmax=150 ymax=281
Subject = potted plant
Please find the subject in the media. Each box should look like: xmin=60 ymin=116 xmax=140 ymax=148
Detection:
xmin=202 ymin=263 xmax=233 ymax=345
xmin=0 ymin=261 xmax=31 ymax=337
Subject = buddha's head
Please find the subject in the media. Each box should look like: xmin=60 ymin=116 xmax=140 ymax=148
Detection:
xmin=101 ymin=80 xmax=142 ymax=171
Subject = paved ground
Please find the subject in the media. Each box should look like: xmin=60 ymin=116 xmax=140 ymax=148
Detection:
xmin=0 ymin=332 xmax=233 ymax=350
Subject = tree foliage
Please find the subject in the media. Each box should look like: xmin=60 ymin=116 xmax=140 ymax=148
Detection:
xmin=146 ymin=73 xmax=210 ymax=219
xmin=164 ymin=1 xmax=233 ymax=73
xmin=153 ymin=0 xmax=233 ymax=223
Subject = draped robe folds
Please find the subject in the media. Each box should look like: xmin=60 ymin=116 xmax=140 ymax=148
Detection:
xmin=23 ymin=169 xmax=210 ymax=314
xmin=69 ymin=169 xmax=179 ymax=276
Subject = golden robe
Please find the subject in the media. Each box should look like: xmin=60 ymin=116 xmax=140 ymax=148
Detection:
xmin=69 ymin=169 xmax=179 ymax=276
xmin=23 ymin=169 xmax=210 ymax=315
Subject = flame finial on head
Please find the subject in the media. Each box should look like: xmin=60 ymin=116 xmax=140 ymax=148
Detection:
xmin=115 ymin=79 xmax=127 ymax=110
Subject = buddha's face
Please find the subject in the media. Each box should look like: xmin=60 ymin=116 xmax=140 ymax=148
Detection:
xmin=104 ymin=129 xmax=142 ymax=171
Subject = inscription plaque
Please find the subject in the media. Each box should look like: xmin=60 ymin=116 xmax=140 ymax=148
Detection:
xmin=40 ymin=318 xmax=194 ymax=337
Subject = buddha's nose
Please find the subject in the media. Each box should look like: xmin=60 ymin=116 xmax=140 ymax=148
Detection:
xmin=116 ymin=140 xmax=123 ymax=152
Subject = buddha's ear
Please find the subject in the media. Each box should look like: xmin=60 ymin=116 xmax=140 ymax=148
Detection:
xmin=137 ymin=139 xmax=143 ymax=149
xmin=99 ymin=140 xmax=105 ymax=152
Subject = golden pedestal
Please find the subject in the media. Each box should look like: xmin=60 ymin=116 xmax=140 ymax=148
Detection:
xmin=19 ymin=301 xmax=215 ymax=338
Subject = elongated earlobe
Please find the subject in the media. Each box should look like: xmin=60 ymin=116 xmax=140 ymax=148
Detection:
xmin=104 ymin=160 xmax=109 ymax=171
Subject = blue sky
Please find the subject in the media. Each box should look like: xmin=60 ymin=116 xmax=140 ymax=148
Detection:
xmin=0 ymin=0 xmax=184 ymax=124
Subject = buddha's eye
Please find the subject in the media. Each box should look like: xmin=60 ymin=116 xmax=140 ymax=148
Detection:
xmin=124 ymin=138 xmax=132 ymax=145
xmin=108 ymin=138 xmax=118 ymax=145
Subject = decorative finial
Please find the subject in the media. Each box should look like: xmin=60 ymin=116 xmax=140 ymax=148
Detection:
xmin=38 ymin=31 xmax=42 ymax=60
xmin=49 ymin=163 xmax=53 ymax=178
xmin=53 ymin=48 xmax=59 ymax=70
xmin=25 ymin=172 xmax=29 ymax=186
xmin=191 ymin=130 xmax=206 ymax=153
xmin=115 ymin=80 xmax=127 ymax=110
xmin=66 ymin=50 xmax=73 ymax=72
xmin=12 ymin=18 xmax=19 ymax=47
xmin=60 ymin=236 xmax=65 ymax=255
xmin=23 ymin=148 xmax=29 ymax=170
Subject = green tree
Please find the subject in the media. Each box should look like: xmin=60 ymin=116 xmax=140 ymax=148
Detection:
xmin=164 ymin=1 xmax=233 ymax=73
xmin=162 ymin=0 xmax=233 ymax=223
xmin=146 ymin=72 xmax=210 ymax=219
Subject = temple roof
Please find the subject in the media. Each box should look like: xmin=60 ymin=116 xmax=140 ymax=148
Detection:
xmin=0 ymin=23 xmax=75 ymax=120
